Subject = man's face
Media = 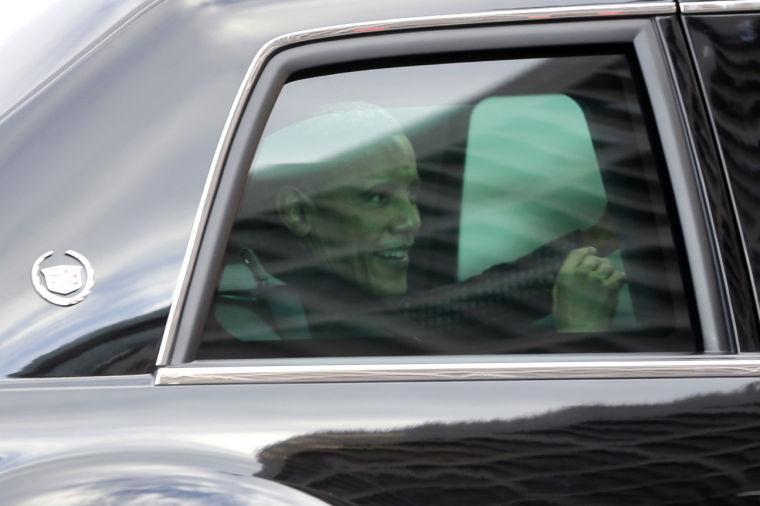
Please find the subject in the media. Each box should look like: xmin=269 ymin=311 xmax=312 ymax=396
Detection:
xmin=306 ymin=134 xmax=421 ymax=296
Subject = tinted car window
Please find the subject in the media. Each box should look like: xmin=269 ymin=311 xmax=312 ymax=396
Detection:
xmin=686 ymin=14 xmax=760 ymax=348
xmin=198 ymin=53 xmax=696 ymax=359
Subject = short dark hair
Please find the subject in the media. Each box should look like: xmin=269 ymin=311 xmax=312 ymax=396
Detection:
xmin=232 ymin=103 xmax=408 ymax=273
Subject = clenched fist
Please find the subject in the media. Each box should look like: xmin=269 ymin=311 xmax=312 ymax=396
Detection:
xmin=552 ymin=247 xmax=626 ymax=332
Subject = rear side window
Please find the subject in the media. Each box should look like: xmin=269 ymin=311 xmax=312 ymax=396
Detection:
xmin=198 ymin=53 xmax=696 ymax=359
xmin=686 ymin=14 xmax=760 ymax=347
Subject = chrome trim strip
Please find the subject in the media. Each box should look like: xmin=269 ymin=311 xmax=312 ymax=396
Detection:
xmin=156 ymin=1 xmax=677 ymax=366
xmin=681 ymin=0 xmax=760 ymax=13
xmin=0 ymin=375 xmax=154 ymax=391
xmin=156 ymin=357 xmax=760 ymax=385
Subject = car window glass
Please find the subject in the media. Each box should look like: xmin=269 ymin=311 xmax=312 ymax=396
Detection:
xmin=198 ymin=53 xmax=696 ymax=360
xmin=460 ymin=94 xmax=637 ymax=329
xmin=687 ymin=14 xmax=760 ymax=347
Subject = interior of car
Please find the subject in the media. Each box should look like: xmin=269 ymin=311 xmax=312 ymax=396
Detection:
xmin=198 ymin=49 xmax=698 ymax=360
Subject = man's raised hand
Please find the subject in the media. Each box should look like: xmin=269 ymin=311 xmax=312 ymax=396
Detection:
xmin=552 ymin=247 xmax=626 ymax=332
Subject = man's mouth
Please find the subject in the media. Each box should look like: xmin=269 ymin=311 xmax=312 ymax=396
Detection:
xmin=373 ymin=246 xmax=411 ymax=264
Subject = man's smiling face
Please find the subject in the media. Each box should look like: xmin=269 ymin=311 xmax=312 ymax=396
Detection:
xmin=306 ymin=134 xmax=421 ymax=296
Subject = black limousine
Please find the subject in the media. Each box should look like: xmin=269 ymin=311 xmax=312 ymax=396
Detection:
xmin=1 ymin=0 xmax=760 ymax=504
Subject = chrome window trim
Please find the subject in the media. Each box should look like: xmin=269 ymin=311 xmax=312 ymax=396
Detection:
xmin=156 ymin=356 xmax=760 ymax=385
xmin=680 ymin=0 xmax=760 ymax=13
xmin=0 ymin=375 xmax=154 ymax=390
xmin=156 ymin=1 xmax=679 ymax=367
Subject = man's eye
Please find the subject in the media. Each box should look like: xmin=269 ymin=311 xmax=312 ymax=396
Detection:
xmin=368 ymin=192 xmax=389 ymax=205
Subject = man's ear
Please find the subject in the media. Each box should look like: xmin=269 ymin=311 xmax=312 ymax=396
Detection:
xmin=276 ymin=186 xmax=312 ymax=238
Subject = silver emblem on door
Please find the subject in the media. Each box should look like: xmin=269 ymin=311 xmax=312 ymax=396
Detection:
xmin=32 ymin=250 xmax=95 ymax=306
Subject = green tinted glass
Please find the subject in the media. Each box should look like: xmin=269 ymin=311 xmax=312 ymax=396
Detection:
xmin=199 ymin=54 xmax=695 ymax=359
xmin=460 ymin=95 xmax=604 ymax=278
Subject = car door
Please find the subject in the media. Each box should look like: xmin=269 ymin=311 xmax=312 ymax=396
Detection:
xmin=153 ymin=5 xmax=760 ymax=504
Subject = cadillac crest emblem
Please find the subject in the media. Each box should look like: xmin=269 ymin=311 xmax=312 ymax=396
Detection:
xmin=32 ymin=250 xmax=94 ymax=306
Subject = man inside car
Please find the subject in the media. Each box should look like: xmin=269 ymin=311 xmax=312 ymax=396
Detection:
xmin=233 ymin=103 xmax=625 ymax=345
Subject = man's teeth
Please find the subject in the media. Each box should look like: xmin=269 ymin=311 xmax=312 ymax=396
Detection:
xmin=375 ymin=249 xmax=408 ymax=260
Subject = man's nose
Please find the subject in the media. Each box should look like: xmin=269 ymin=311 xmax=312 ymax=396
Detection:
xmin=391 ymin=198 xmax=421 ymax=235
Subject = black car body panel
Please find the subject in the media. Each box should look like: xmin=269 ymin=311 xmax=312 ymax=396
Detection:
xmin=2 ymin=375 xmax=760 ymax=504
